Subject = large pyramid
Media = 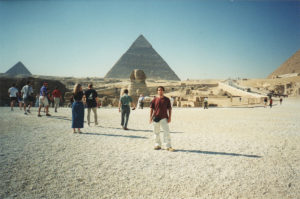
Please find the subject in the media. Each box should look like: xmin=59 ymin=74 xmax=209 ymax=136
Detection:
xmin=5 ymin=61 xmax=32 ymax=76
xmin=268 ymin=49 xmax=300 ymax=78
xmin=105 ymin=35 xmax=180 ymax=80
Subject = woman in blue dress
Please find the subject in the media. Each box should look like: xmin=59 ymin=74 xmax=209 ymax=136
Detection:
xmin=72 ymin=84 xmax=85 ymax=133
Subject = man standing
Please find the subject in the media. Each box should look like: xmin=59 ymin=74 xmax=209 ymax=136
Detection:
xmin=38 ymin=82 xmax=51 ymax=117
xmin=85 ymin=84 xmax=99 ymax=126
xmin=204 ymin=97 xmax=208 ymax=109
xmin=52 ymin=86 xmax=63 ymax=112
xmin=150 ymin=86 xmax=174 ymax=152
xmin=21 ymin=81 xmax=33 ymax=115
xmin=119 ymin=89 xmax=135 ymax=130
xmin=138 ymin=94 xmax=144 ymax=109
xmin=8 ymin=83 xmax=18 ymax=111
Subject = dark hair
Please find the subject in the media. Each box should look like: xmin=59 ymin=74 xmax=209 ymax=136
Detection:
xmin=55 ymin=86 xmax=58 ymax=89
xmin=157 ymin=86 xmax=165 ymax=91
xmin=27 ymin=81 xmax=30 ymax=85
xmin=88 ymin=84 xmax=93 ymax=88
xmin=124 ymin=89 xmax=129 ymax=94
xmin=12 ymin=83 xmax=16 ymax=87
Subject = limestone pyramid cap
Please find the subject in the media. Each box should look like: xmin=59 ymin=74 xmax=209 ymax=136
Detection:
xmin=129 ymin=34 xmax=152 ymax=48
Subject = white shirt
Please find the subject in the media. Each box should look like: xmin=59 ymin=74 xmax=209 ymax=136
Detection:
xmin=8 ymin=87 xmax=18 ymax=97
xmin=21 ymin=85 xmax=33 ymax=98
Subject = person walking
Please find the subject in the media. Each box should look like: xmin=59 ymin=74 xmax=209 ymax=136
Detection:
xmin=264 ymin=97 xmax=268 ymax=108
xmin=85 ymin=84 xmax=99 ymax=126
xmin=150 ymin=86 xmax=174 ymax=152
xmin=21 ymin=81 xmax=34 ymax=115
xmin=204 ymin=97 xmax=208 ymax=109
xmin=8 ymin=83 xmax=18 ymax=111
xmin=269 ymin=97 xmax=273 ymax=108
xmin=52 ymin=86 xmax=63 ymax=112
xmin=72 ymin=84 xmax=85 ymax=133
xmin=17 ymin=91 xmax=23 ymax=110
xmin=119 ymin=89 xmax=135 ymax=130
xmin=38 ymin=82 xmax=51 ymax=117
xmin=138 ymin=94 xmax=145 ymax=109
xmin=280 ymin=97 xmax=283 ymax=105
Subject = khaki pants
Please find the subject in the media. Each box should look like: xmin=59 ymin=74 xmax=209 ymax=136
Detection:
xmin=153 ymin=118 xmax=171 ymax=148
xmin=87 ymin=107 xmax=98 ymax=125
xmin=54 ymin=97 xmax=60 ymax=111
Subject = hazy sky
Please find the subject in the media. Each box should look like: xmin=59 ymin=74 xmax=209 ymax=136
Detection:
xmin=1 ymin=0 xmax=300 ymax=80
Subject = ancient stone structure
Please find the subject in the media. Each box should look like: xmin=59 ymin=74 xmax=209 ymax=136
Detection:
xmin=268 ymin=49 xmax=300 ymax=78
xmin=5 ymin=61 xmax=32 ymax=76
xmin=105 ymin=35 xmax=180 ymax=81
xmin=128 ymin=69 xmax=149 ymax=97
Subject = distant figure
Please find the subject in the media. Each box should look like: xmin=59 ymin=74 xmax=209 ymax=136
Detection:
xmin=170 ymin=96 xmax=175 ymax=108
xmin=85 ymin=84 xmax=99 ymax=126
xmin=280 ymin=97 xmax=283 ymax=105
xmin=239 ymin=97 xmax=242 ymax=102
xmin=138 ymin=94 xmax=145 ymax=109
xmin=150 ymin=86 xmax=174 ymax=152
xmin=21 ymin=81 xmax=34 ymax=115
xmin=269 ymin=98 xmax=273 ymax=108
xmin=17 ymin=91 xmax=23 ymax=110
xmin=8 ymin=83 xmax=18 ymax=111
xmin=38 ymin=82 xmax=51 ymax=117
xmin=35 ymin=94 xmax=39 ymax=107
xmin=204 ymin=97 xmax=208 ymax=109
xmin=264 ymin=97 xmax=268 ymax=108
xmin=72 ymin=84 xmax=85 ymax=133
xmin=119 ymin=89 xmax=135 ymax=130
xmin=52 ymin=86 xmax=63 ymax=112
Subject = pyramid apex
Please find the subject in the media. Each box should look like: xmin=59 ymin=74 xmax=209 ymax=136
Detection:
xmin=130 ymin=34 xmax=152 ymax=48
xmin=5 ymin=61 xmax=32 ymax=76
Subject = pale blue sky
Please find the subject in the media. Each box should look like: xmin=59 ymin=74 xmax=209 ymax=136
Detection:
xmin=0 ymin=0 xmax=300 ymax=80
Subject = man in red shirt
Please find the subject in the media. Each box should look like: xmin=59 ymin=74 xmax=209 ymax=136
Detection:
xmin=52 ymin=86 xmax=63 ymax=112
xmin=150 ymin=86 xmax=174 ymax=152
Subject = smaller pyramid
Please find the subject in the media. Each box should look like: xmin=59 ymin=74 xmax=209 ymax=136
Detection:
xmin=268 ymin=49 xmax=300 ymax=78
xmin=5 ymin=61 xmax=32 ymax=76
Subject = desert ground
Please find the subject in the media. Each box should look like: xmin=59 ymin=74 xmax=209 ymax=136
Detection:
xmin=0 ymin=98 xmax=299 ymax=199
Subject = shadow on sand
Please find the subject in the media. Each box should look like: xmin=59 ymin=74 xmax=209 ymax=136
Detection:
xmin=79 ymin=132 xmax=148 ymax=139
xmin=96 ymin=125 xmax=183 ymax=134
xmin=176 ymin=149 xmax=262 ymax=158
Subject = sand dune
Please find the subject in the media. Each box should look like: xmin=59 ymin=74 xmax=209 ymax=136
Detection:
xmin=0 ymin=98 xmax=299 ymax=198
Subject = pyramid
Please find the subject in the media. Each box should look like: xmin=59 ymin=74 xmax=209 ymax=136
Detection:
xmin=268 ymin=49 xmax=300 ymax=78
xmin=5 ymin=61 xmax=32 ymax=76
xmin=105 ymin=35 xmax=180 ymax=80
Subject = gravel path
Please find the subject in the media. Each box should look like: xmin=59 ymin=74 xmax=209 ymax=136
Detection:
xmin=0 ymin=99 xmax=299 ymax=199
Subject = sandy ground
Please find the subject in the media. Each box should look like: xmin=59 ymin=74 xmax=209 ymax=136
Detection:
xmin=0 ymin=98 xmax=299 ymax=199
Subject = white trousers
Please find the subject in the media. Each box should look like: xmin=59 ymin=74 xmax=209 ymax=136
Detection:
xmin=153 ymin=118 xmax=172 ymax=148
